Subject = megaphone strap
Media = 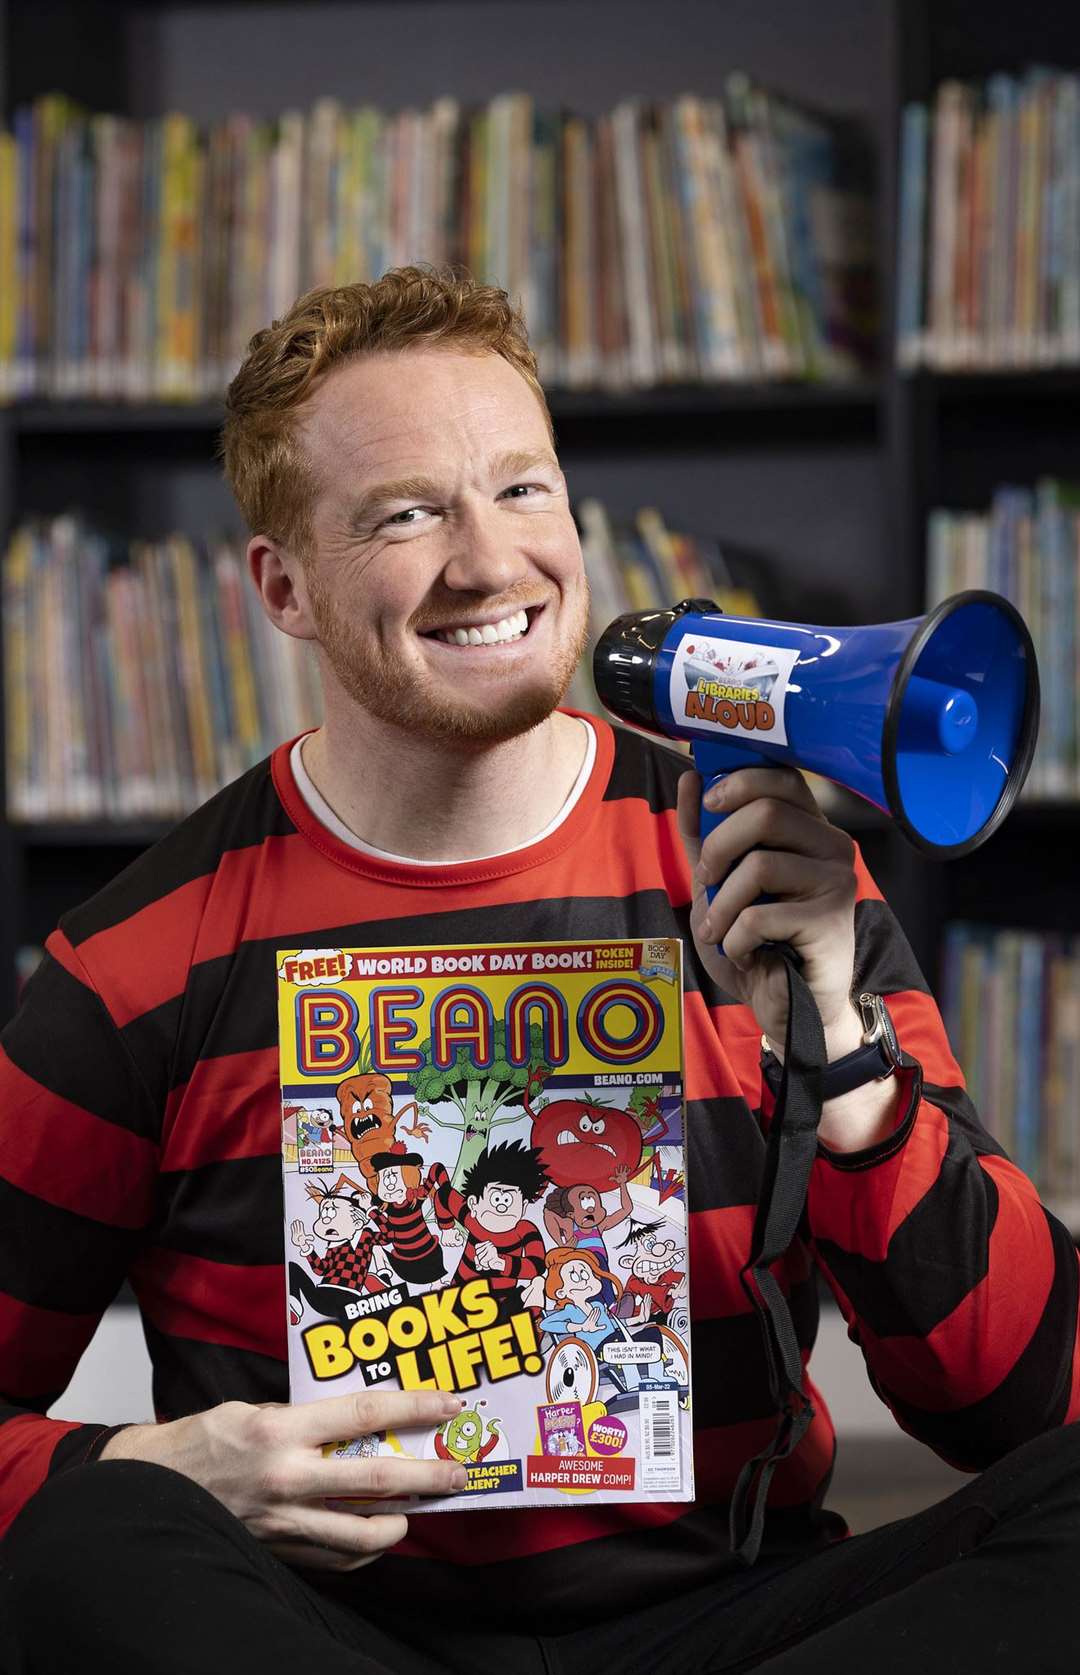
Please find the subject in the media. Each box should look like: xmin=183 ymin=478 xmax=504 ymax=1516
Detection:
xmin=729 ymin=946 xmax=827 ymax=1567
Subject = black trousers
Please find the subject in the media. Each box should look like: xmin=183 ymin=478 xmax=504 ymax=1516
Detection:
xmin=3 ymin=1423 xmax=1080 ymax=1674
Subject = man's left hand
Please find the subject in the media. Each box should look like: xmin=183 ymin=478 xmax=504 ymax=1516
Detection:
xmin=676 ymin=765 xmax=862 ymax=1057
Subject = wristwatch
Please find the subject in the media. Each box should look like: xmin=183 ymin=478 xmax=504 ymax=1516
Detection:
xmin=760 ymin=992 xmax=903 ymax=1101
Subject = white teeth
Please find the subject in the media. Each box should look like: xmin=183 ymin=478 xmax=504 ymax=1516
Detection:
xmin=434 ymin=608 xmax=531 ymax=645
xmin=557 ymin=1129 xmax=576 ymax=1146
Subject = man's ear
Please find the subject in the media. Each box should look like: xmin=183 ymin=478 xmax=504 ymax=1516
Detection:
xmin=467 ymin=1195 xmax=479 ymax=1213
xmin=248 ymin=535 xmax=319 ymax=642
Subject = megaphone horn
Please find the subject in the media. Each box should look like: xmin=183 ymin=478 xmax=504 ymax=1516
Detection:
xmin=593 ymin=590 xmax=1040 ymax=865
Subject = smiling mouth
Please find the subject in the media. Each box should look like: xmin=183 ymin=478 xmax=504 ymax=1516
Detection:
xmin=423 ymin=607 xmax=534 ymax=646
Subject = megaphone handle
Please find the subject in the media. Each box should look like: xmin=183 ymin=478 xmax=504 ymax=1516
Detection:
xmin=692 ymin=738 xmax=777 ymax=908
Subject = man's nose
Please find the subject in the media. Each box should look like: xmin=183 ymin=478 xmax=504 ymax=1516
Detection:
xmin=440 ymin=503 xmax=530 ymax=595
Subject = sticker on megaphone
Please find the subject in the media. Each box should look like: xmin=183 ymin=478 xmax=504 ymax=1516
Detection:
xmin=670 ymin=634 xmax=800 ymax=746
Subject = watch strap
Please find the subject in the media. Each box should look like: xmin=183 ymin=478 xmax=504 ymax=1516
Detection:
xmin=760 ymin=994 xmax=901 ymax=1102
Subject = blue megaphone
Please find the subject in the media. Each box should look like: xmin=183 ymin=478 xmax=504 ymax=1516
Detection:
xmin=593 ymin=591 xmax=1040 ymax=869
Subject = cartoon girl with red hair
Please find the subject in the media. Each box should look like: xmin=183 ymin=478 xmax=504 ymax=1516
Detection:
xmin=538 ymin=1246 xmax=624 ymax=1355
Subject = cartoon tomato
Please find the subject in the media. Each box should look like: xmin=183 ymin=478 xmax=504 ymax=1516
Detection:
xmin=527 ymin=1090 xmax=644 ymax=1189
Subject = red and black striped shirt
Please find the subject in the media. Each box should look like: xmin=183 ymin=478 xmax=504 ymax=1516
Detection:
xmin=368 ymin=1185 xmax=442 ymax=1270
xmin=1 ymin=716 xmax=1077 ymax=1632
xmin=430 ymin=1163 xmax=547 ymax=1292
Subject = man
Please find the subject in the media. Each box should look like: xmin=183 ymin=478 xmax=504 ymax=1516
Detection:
xmin=2 ymin=266 xmax=1079 ymax=1675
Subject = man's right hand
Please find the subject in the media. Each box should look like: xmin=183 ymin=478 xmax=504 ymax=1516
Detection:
xmin=99 ymin=1388 xmax=466 ymax=1573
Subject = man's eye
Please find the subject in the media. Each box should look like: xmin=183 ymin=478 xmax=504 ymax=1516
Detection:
xmin=383 ymin=507 xmax=431 ymax=527
xmin=501 ymin=482 xmax=542 ymax=499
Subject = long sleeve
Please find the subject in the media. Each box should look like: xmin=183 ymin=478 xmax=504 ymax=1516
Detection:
xmin=428 ymin=1161 xmax=465 ymax=1229
xmin=0 ymin=933 xmax=159 ymax=1538
xmin=500 ymin=1221 xmax=546 ymax=1279
xmin=805 ymin=858 xmax=1080 ymax=1469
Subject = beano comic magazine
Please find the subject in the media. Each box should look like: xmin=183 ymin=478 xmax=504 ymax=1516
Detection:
xmin=277 ymin=937 xmax=693 ymax=1511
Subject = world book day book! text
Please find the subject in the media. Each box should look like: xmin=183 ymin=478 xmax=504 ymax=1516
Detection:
xmin=278 ymin=937 xmax=694 ymax=1512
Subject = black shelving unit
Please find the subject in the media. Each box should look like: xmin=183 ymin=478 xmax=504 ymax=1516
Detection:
xmin=0 ymin=0 xmax=1076 ymax=1029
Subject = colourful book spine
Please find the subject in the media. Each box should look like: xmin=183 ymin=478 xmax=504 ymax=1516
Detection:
xmin=1062 ymin=77 xmax=1080 ymax=361
xmin=1014 ymin=73 xmax=1046 ymax=366
xmin=2 ymin=526 xmax=33 ymax=817
xmin=897 ymin=101 xmax=929 ymax=368
xmin=215 ymin=543 xmax=262 ymax=767
xmin=611 ymin=100 xmax=657 ymax=387
xmin=528 ymin=104 xmax=559 ymax=383
xmin=673 ymin=96 xmax=740 ymax=378
xmin=135 ymin=539 xmax=183 ymax=814
xmin=169 ymin=534 xmax=217 ymax=801
xmin=656 ymin=104 xmax=697 ymax=382
xmin=12 ymin=106 xmax=35 ymax=396
xmin=928 ymin=81 xmax=963 ymax=367
xmin=746 ymin=81 xmax=803 ymax=374
xmin=429 ymin=96 xmax=461 ymax=276
xmin=639 ymin=106 xmax=680 ymax=381
xmin=561 ymin=114 xmax=596 ymax=388
xmin=466 ymin=105 xmax=488 ymax=286
xmin=987 ymin=75 xmax=1018 ymax=366
xmin=0 ymin=125 xmax=16 ymax=398
xmin=593 ymin=112 xmax=628 ymax=389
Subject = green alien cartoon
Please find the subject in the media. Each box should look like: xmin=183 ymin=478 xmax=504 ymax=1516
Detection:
xmin=433 ymin=1401 xmax=502 ymax=1465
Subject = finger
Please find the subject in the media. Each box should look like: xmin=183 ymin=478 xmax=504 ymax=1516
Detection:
xmin=314 ymin=1453 xmax=467 ymax=1502
xmin=697 ymin=798 xmax=850 ymax=890
xmin=287 ymin=1387 xmax=462 ymax=1449
xmin=719 ymin=894 xmax=844 ymax=967
xmin=702 ymin=850 xmax=854 ymax=946
xmin=706 ymin=766 xmax=820 ymax=819
xmin=272 ymin=1543 xmax=377 ymax=1574
xmin=270 ymin=1510 xmax=410 ymax=1571
xmin=675 ymin=767 xmax=704 ymax=869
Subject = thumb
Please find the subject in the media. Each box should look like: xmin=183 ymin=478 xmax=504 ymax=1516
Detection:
xmin=675 ymin=767 xmax=704 ymax=873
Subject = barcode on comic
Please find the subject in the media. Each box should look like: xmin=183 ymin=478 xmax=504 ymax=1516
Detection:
xmin=640 ymin=1390 xmax=681 ymax=1490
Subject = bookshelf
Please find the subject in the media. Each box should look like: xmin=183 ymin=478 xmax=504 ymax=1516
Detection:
xmin=0 ymin=0 xmax=1077 ymax=1189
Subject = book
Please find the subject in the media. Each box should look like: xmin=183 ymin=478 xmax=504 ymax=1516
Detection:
xmin=0 ymin=86 xmax=877 ymax=398
xmin=277 ymin=936 xmax=693 ymax=1512
xmin=899 ymin=67 xmax=1080 ymax=372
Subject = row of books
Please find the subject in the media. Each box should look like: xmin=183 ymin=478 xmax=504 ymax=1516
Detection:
xmin=2 ymin=507 xmax=763 ymax=823
xmin=897 ymin=69 xmax=1080 ymax=370
xmin=941 ymin=922 xmax=1080 ymax=1215
xmin=0 ymin=84 xmax=876 ymax=401
xmin=2 ymin=519 xmax=323 ymax=820
xmin=926 ymin=480 xmax=1080 ymax=800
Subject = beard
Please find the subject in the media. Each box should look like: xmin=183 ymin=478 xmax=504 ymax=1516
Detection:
xmin=305 ymin=575 xmax=592 ymax=747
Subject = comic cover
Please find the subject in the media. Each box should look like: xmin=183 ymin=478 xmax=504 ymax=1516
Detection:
xmin=277 ymin=937 xmax=693 ymax=1511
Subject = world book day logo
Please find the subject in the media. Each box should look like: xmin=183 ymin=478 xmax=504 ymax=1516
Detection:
xmin=670 ymin=634 xmax=800 ymax=745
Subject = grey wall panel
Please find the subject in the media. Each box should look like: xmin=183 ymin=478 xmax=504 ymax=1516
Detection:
xmin=127 ymin=0 xmax=890 ymax=134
